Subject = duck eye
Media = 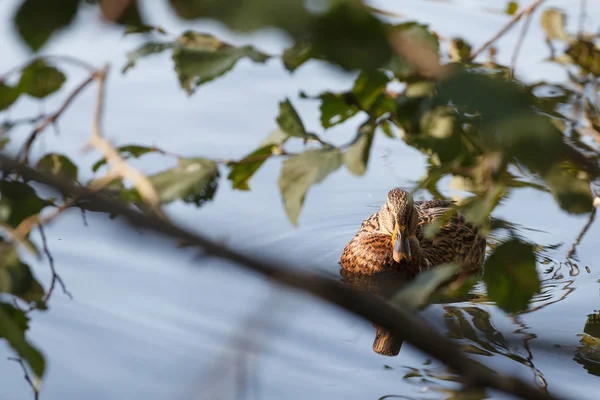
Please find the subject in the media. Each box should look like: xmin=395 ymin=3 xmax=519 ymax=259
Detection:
xmin=386 ymin=205 xmax=391 ymax=212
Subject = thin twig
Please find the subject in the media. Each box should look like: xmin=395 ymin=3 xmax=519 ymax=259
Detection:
xmin=20 ymin=74 xmax=96 ymax=163
xmin=578 ymin=0 xmax=588 ymax=38
xmin=469 ymin=0 xmax=547 ymax=61
xmin=566 ymin=207 xmax=596 ymax=260
xmin=39 ymin=224 xmax=72 ymax=301
xmin=0 ymin=55 xmax=95 ymax=81
xmin=510 ymin=9 xmax=534 ymax=76
xmin=0 ymin=155 xmax=568 ymax=400
xmin=7 ymin=357 xmax=39 ymax=400
xmin=87 ymin=64 xmax=166 ymax=219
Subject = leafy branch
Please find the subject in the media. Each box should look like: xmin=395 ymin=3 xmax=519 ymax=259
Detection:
xmin=0 ymin=154 xmax=567 ymax=400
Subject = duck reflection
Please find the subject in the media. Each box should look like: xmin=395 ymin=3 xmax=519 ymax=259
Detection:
xmin=339 ymin=268 xmax=412 ymax=356
xmin=338 ymin=267 xmax=482 ymax=356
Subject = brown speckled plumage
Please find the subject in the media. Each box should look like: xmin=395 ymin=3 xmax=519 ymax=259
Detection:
xmin=339 ymin=188 xmax=486 ymax=277
xmin=339 ymin=188 xmax=486 ymax=357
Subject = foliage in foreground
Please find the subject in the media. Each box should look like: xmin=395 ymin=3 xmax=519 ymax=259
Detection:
xmin=0 ymin=0 xmax=599 ymax=380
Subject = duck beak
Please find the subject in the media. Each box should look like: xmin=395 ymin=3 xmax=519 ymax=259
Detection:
xmin=392 ymin=223 xmax=411 ymax=264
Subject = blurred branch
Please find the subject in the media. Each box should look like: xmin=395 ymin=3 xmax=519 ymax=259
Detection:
xmin=511 ymin=9 xmax=534 ymax=76
xmin=0 ymin=154 xmax=567 ymax=400
xmin=0 ymin=55 xmax=95 ymax=80
xmin=20 ymin=74 xmax=96 ymax=163
xmin=86 ymin=64 xmax=166 ymax=220
xmin=578 ymin=0 xmax=588 ymax=37
xmin=469 ymin=0 xmax=547 ymax=61
xmin=38 ymin=224 xmax=72 ymax=302
xmin=7 ymin=357 xmax=39 ymax=400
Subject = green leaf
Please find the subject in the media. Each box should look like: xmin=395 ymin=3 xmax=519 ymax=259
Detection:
xmin=351 ymin=70 xmax=389 ymax=110
xmin=379 ymin=120 xmax=396 ymax=138
xmin=544 ymin=166 xmax=593 ymax=214
xmin=386 ymin=22 xmax=439 ymax=80
xmin=92 ymin=145 xmax=158 ymax=172
xmin=0 ymin=181 xmax=49 ymax=228
xmin=168 ymin=0 xmax=311 ymax=38
xmin=0 ymin=242 xmax=45 ymax=303
xmin=258 ymin=129 xmax=288 ymax=147
xmin=18 ymin=60 xmax=66 ymax=99
xmin=311 ymin=1 xmax=393 ymax=70
xmin=406 ymin=81 xmax=436 ymax=98
xmin=123 ymin=24 xmax=168 ymax=36
xmin=282 ymin=40 xmax=315 ymax=72
xmin=391 ymin=263 xmax=460 ymax=309
xmin=228 ymin=146 xmax=274 ymax=190
xmin=278 ymin=149 xmax=342 ymax=225
xmin=13 ymin=0 xmax=80 ymax=52
xmin=148 ymin=158 xmax=219 ymax=206
xmin=172 ymin=31 xmax=269 ymax=94
xmin=0 ymin=302 xmax=45 ymax=378
xmin=448 ymin=38 xmax=472 ymax=62
xmin=227 ymin=130 xmax=289 ymax=191
xmin=0 ymin=83 xmax=21 ymax=111
xmin=540 ymin=9 xmax=569 ymax=41
xmin=344 ymin=125 xmax=375 ymax=176
xmin=276 ymin=98 xmax=308 ymax=138
xmin=122 ymin=42 xmax=174 ymax=73
xmin=506 ymin=2 xmax=519 ymax=15
xmin=436 ymin=67 xmax=562 ymax=173
xmin=36 ymin=153 xmax=78 ymax=182
xmin=493 ymin=112 xmax=563 ymax=174
xmin=317 ymin=92 xmax=359 ymax=129
xmin=483 ymin=238 xmax=540 ymax=313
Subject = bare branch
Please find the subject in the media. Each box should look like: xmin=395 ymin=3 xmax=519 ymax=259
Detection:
xmin=469 ymin=0 xmax=547 ymax=62
xmin=0 ymin=155 xmax=568 ymax=400
xmin=510 ymin=9 xmax=534 ymax=76
xmin=39 ymin=224 xmax=72 ymax=301
xmin=20 ymin=75 xmax=96 ymax=163
xmin=87 ymin=64 xmax=166 ymax=219
xmin=578 ymin=0 xmax=588 ymax=37
xmin=0 ymin=55 xmax=95 ymax=81
xmin=8 ymin=357 xmax=39 ymax=400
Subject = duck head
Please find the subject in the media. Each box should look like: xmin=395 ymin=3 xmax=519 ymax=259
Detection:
xmin=378 ymin=188 xmax=419 ymax=264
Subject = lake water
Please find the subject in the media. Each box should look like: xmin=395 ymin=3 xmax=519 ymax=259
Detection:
xmin=1 ymin=0 xmax=599 ymax=399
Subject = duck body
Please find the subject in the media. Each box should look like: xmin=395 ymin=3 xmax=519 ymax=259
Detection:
xmin=339 ymin=189 xmax=486 ymax=277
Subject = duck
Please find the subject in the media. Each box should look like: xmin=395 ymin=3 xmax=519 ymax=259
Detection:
xmin=339 ymin=188 xmax=486 ymax=356
xmin=339 ymin=188 xmax=486 ymax=277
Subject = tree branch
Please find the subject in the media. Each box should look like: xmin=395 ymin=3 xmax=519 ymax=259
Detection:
xmin=0 ymin=154 xmax=568 ymax=400
xmin=510 ymin=8 xmax=534 ymax=76
xmin=38 ymin=224 xmax=72 ymax=302
xmin=20 ymin=74 xmax=96 ymax=163
xmin=8 ymin=357 xmax=39 ymax=400
xmin=469 ymin=0 xmax=547 ymax=62
xmin=86 ymin=64 xmax=166 ymax=220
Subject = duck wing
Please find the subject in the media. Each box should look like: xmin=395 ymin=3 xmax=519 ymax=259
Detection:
xmin=415 ymin=202 xmax=486 ymax=270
